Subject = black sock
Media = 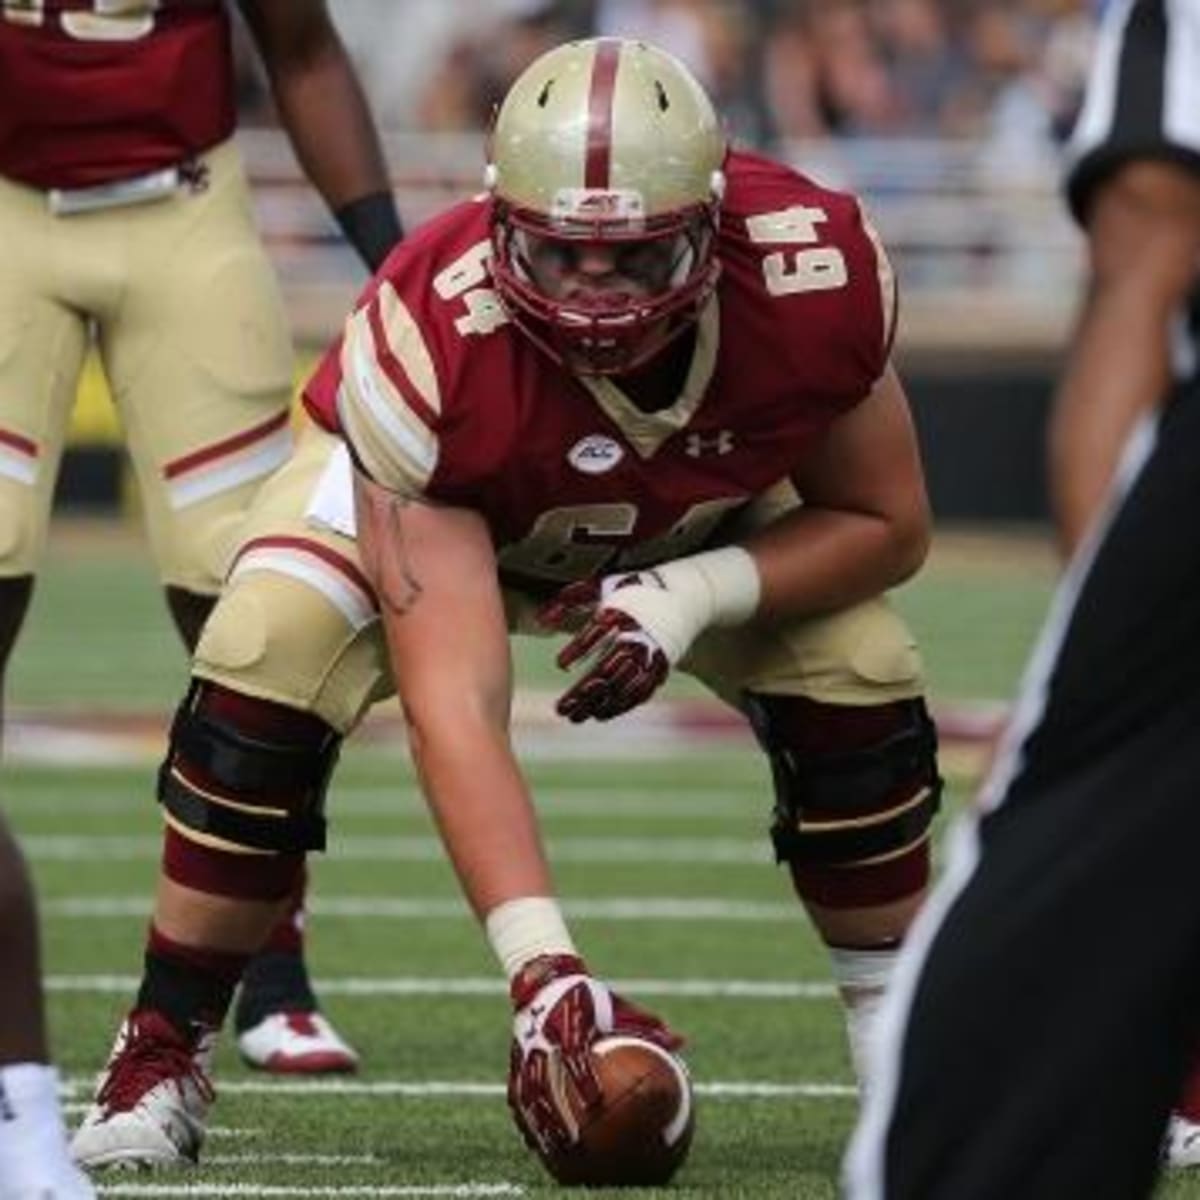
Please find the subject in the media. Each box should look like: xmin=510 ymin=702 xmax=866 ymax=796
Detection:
xmin=137 ymin=949 xmax=238 ymax=1037
xmin=234 ymin=951 xmax=317 ymax=1031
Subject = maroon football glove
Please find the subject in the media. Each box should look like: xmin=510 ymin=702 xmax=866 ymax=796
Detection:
xmin=537 ymin=577 xmax=605 ymax=630
xmin=507 ymin=953 xmax=683 ymax=1156
xmin=539 ymin=576 xmax=671 ymax=724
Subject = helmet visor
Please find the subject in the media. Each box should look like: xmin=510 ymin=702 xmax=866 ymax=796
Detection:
xmin=491 ymin=201 xmax=720 ymax=375
xmin=513 ymin=228 xmax=695 ymax=303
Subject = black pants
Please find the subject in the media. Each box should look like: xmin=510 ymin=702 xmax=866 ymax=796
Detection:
xmin=846 ymin=383 xmax=1200 ymax=1199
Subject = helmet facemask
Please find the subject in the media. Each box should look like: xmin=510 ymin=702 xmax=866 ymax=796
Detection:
xmin=490 ymin=193 xmax=722 ymax=376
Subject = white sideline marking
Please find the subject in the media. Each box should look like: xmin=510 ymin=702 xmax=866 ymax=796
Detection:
xmin=42 ymin=896 xmax=800 ymax=921
xmin=22 ymin=834 xmax=771 ymax=864
xmin=46 ymin=974 xmax=835 ymax=999
xmin=66 ymin=1077 xmax=853 ymax=1101
xmin=96 ymin=1187 xmax=523 ymax=1198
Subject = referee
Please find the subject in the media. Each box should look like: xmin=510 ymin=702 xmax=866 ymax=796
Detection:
xmin=843 ymin=1 xmax=1200 ymax=1197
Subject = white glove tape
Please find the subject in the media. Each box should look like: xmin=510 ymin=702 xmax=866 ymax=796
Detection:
xmin=485 ymin=896 xmax=577 ymax=982
xmin=602 ymin=546 xmax=761 ymax=664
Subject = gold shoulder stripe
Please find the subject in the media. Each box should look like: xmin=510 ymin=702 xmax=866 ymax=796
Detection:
xmin=377 ymin=283 xmax=442 ymax=418
xmin=337 ymin=308 xmax=439 ymax=494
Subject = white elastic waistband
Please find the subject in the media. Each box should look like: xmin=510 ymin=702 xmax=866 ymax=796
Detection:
xmin=48 ymin=165 xmax=182 ymax=217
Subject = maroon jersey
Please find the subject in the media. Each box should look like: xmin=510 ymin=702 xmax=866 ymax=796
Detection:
xmin=0 ymin=0 xmax=235 ymax=189
xmin=307 ymin=149 xmax=898 ymax=590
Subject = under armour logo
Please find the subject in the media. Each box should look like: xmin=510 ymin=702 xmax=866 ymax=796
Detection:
xmin=179 ymin=157 xmax=211 ymax=194
xmin=524 ymin=1003 xmax=547 ymax=1040
xmin=684 ymin=430 xmax=734 ymax=457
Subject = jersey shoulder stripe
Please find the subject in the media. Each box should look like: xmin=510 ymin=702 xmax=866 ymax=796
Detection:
xmin=366 ymin=284 xmax=442 ymax=428
xmin=336 ymin=287 xmax=440 ymax=495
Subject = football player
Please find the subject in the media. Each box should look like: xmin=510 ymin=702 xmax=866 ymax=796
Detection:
xmin=71 ymin=38 xmax=942 ymax=1169
xmin=0 ymin=0 xmax=403 ymax=1075
xmin=0 ymin=812 xmax=94 ymax=1199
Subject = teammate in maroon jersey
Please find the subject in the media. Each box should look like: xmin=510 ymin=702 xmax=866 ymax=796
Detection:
xmin=71 ymin=38 xmax=940 ymax=1170
xmin=0 ymin=0 xmax=404 ymax=1094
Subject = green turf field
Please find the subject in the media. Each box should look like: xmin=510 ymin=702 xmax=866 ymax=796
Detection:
xmin=7 ymin=526 xmax=1196 ymax=1198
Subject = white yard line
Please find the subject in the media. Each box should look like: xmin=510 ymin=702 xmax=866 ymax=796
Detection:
xmin=46 ymin=974 xmax=835 ymax=999
xmin=202 ymin=1156 xmax=383 ymax=1167
xmin=21 ymin=835 xmax=771 ymax=863
xmin=66 ymin=1078 xmax=853 ymax=1101
xmin=41 ymin=896 xmax=802 ymax=921
xmin=95 ymin=1187 xmax=524 ymax=1198
xmin=50 ymin=1149 xmax=383 ymax=1166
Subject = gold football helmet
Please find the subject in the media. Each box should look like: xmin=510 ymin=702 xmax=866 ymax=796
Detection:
xmin=486 ymin=38 xmax=727 ymax=375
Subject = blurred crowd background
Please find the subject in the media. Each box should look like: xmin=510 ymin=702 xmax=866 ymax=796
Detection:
xmin=237 ymin=0 xmax=1098 ymax=153
xmin=230 ymin=0 xmax=1104 ymax=361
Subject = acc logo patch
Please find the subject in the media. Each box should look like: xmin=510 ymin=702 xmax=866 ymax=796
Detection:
xmin=568 ymin=434 xmax=625 ymax=475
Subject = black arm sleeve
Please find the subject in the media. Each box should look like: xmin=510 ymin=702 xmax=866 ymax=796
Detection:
xmin=334 ymin=191 xmax=404 ymax=272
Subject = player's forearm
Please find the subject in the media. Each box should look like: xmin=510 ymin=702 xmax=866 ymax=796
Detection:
xmin=404 ymin=714 xmax=555 ymax=918
xmin=747 ymin=363 xmax=929 ymax=619
xmin=1051 ymin=161 xmax=1200 ymax=555
xmin=746 ymin=503 xmax=929 ymax=623
xmin=1049 ymin=274 xmax=1177 ymax=556
xmin=590 ymin=508 xmax=925 ymax=693
xmin=268 ymin=44 xmax=395 ymax=217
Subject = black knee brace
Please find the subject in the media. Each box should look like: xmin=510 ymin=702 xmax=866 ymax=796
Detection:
xmin=745 ymin=694 xmax=942 ymax=868
xmin=158 ymin=681 xmax=341 ymax=853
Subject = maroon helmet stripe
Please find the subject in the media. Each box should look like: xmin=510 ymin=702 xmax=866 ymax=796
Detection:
xmin=585 ymin=39 xmax=622 ymax=188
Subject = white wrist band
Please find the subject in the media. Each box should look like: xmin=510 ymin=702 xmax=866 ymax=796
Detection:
xmin=660 ymin=545 xmax=761 ymax=627
xmin=605 ymin=545 xmax=761 ymax=663
xmin=484 ymin=896 xmax=577 ymax=982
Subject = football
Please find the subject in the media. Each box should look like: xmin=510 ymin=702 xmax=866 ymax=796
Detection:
xmin=541 ymin=1035 xmax=695 ymax=1187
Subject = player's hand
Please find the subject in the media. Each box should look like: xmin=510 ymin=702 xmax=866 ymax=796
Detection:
xmin=538 ymin=572 xmax=676 ymax=723
xmin=507 ymin=953 xmax=682 ymax=1155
